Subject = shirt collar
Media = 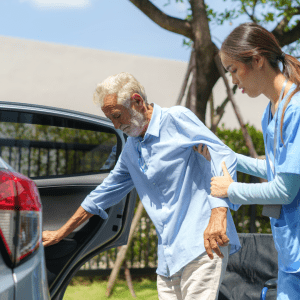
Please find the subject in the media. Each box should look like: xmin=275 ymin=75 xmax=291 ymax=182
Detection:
xmin=144 ymin=103 xmax=161 ymax=138
xmin=134 ymin=103 xmax=161 ymax=142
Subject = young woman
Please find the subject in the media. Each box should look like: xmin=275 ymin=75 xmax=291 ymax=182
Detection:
xmin=196 ymin=22 xmax=300 ymax=299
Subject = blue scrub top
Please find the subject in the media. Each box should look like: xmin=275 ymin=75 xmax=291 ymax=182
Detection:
xmin=262 ymin=83 xmax=300 ymax=273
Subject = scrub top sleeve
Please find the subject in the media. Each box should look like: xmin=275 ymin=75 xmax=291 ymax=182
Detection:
xmin=277 ymin=108 xmax=300 ymax=175
xmin=236 ymin=153 xmax=268 ymax=179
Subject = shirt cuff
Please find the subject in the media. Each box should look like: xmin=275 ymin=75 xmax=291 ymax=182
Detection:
xmin=207 ymin=195 xmax=229 ymax=210
xmin=81 ymin=197 xmax=108 ymax=219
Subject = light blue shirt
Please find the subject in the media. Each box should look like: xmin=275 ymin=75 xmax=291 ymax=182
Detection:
xmin=81 ymin=104 xmax=241 ymax=277
xmin=228 ymin=84 xmax=300 ymax=273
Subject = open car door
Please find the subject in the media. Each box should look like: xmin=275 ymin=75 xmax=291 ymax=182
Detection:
xmin=0 ymin=102 xmax=137 ymax=300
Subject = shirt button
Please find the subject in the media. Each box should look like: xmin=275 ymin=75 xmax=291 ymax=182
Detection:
xmin=164 ymin=225 xmax=167 ymax=228
xmin=153 ymin=183 xmax=156 ymax=185
xmin=164 ymin=246 xmax=166 ymax=249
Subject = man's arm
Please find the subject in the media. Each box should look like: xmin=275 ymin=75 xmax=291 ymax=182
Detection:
xmin=43 ymin=147 xmax=134 ymax=247
xmin=43 ymin=206 xmax=93 ymax=247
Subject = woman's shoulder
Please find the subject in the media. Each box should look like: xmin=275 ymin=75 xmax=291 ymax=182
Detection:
xmin=286 ymin=84 xmax=300 ymax=107
xmin=281 ymin=87 xmax=300 ymax=131
xmin=288 ymin=86 xmax=300 ymax=107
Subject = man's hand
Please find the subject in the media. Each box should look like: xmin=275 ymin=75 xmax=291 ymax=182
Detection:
xmin=193 ymin=143 xmax=211 ymax=161
xmin=42 ymin=206 xmax=93 ymax=247
xmin=210 ymin=161 xmax=234 ymax=198
xmin=42 ymin=230 xmax=63 ymax=247
xmin=204 ymin=207 xmax=229 ymax=260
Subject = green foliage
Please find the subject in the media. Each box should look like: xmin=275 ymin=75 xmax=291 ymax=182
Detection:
xmin=216 ymin=123 xmax=265 ymax=156
xmin=174 ymin=0 xmax=300 ymax=57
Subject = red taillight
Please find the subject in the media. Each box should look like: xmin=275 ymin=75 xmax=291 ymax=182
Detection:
xmin=0 ymin=170 xmax=42 ymax=265
xmin=13 ymin=172 xmax=41 ymax=212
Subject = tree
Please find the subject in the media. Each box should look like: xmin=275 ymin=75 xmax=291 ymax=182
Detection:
xmin=128 ymin=0 xmax=300 ymax=124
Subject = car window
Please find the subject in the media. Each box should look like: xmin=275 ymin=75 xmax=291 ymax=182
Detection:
xmin=0 ymin=110 xmax=118 ymax=178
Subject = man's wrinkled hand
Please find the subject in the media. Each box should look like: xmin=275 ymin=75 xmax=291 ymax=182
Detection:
xmin=42 ymin=230 xmax=62 ymax=247
xmin=210 ymin=161 xmax=234 ymax=198
xmin=193 ymin=143 xmax=211 ymax=162
xmin=204 ymin=207 xmax=229 ymax=260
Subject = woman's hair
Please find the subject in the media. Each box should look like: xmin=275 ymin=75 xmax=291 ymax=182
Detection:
xmin=221 ymin=22 xmax=300 ymax=144
xmin=93 ymin=72 xmax=147 ymax=108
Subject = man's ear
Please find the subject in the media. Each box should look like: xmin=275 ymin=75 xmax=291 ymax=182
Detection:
xmin=132 ymin=93 xmax=142 ymax=102
xmin=131 ymin=93 xmax=144 ymax=109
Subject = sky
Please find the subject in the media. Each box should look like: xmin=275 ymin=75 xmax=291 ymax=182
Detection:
xmin=0 ymin=0 xmax=256 ymax=62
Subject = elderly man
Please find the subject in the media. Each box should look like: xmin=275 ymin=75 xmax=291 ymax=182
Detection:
xmin=43 ymin=72 xmax=241 ymax=300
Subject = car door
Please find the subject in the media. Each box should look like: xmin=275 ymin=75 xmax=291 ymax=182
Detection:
xmin=0 ymin=101 xmax=137 ymax=300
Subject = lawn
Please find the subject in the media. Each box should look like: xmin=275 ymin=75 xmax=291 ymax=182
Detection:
xmin=64 ymin=276 xmax=158 ymax=300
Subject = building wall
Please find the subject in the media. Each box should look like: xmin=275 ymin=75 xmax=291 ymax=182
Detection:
xmin=0 ymin=35 xmax=269 ymax=131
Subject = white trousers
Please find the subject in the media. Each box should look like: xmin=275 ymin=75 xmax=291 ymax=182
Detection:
xmin=157 ymin=246 xmax=229 ymax=300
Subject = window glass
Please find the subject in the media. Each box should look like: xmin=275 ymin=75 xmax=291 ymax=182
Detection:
xmin=0 ymin=110 xmax=118 ymax=178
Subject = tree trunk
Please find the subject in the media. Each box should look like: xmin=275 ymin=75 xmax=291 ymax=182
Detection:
xmin=190 ymin=0 xmax=221 ymax=123
xmin=123 ymin=259 xmax=136 ymax=298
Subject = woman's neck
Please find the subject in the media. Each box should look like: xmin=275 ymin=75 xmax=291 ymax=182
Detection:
xmin=263 ymin=72 xmax=293 ymax=113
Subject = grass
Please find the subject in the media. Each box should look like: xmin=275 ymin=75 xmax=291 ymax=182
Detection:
xmin=63 ymin=276 xmax=158 ymax=300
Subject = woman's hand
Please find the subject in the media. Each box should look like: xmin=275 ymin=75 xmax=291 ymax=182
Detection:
xmin=193 ymin=143 xmax=211 ymax=161
xmin=210 ymin=161 xmax=234 ymax=197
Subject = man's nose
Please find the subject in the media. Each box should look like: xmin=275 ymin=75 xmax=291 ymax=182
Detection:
xmin=112 ymin=119 xmax=121 ymax=130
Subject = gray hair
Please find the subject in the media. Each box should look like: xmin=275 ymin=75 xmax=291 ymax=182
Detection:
xmin=93 ymin=72 xmax=147 ymax=108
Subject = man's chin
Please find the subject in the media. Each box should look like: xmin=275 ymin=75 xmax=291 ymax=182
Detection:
xmin=123 ymin=128 xmax=142 ymax=137
xmin=125 ymin=132 xmax=142 ymax=137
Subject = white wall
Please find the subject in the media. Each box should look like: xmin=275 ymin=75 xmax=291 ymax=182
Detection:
xmin=0 ymin=35 xmax=269 ymax=131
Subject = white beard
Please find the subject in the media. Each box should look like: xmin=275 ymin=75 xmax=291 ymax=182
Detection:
xmin=120 ymin=108 xmax=147 ymax=137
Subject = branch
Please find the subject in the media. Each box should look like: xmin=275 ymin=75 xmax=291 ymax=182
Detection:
xmin=252 ymin=0 xmax=258 ymax=17
xmin=176 ymin=50 xmax=196 ymax=105
xmin=241 ymin=2 xmax=256 ymax=23
xmin=210 ymin=85 xmax=238 ymax=133
xmin=272 ymin=7 xmax=300 ymax=47
xmin=129 ymin=0 xmax=193 ymax=39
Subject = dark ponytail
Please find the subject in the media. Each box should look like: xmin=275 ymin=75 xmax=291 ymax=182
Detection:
xmin=221 ymin=22 xmax=300 ymax=144
xmin=280 ymin=54 xmax=300 ymax=143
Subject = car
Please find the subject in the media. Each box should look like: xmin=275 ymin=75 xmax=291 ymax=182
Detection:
xmin=0 ymin=155 xmax=50 ymax=300
xmin=0 ymin=101 xmax=137 ymax=299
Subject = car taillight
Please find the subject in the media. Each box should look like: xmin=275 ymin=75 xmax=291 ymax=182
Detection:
xmin=0 ymin=170 xmax=42 ymax=266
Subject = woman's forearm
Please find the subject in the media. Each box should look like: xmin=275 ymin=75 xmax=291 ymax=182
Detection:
xmin=228 ymin=173 xmax=300 ymax=205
